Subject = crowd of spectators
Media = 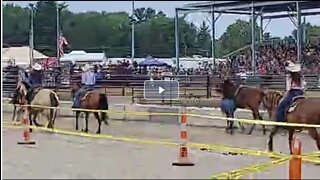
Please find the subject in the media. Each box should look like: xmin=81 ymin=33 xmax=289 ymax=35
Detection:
xmin=228 ymin=42 xmax=320 ymax=76
xmin=67 ymin=42 xmax=320 ymax=80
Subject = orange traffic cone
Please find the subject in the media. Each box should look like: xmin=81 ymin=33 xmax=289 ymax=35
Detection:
xmin=17 ymin=110 xmax=36 ymax=145
xmin=289 ymin=136 xmax=301 ymax=180
xmin=172 ymin=110 xmax=195 ymax=166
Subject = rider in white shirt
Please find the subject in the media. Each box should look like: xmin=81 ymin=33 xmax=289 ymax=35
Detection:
xmin=275 ymin=61 xmax=306 ymax=122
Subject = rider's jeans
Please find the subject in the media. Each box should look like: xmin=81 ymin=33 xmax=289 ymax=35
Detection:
xmin=275 ymin=89 xmax=304 ymax=122
xmin=72 ymin=88 xmax=85 ymax=108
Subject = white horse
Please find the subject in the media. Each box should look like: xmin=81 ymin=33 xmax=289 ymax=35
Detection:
xmin=14 ymin=81 xmax=59 ymax=129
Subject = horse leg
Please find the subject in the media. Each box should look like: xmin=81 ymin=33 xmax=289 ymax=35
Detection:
xmin=84 ymin=112 xmax=89 ymax=133
xmin=308 ymin=128 xmax=320 ymax=151
xmin=32 ymin=110 xmax=44 ymax=127
xmin=47 ymin=109 xmax=54 ymax=129
xmin=229 ymin=111 xmax=236 ymax=135
xmin=93 ymin=112 xmax=101 ymax=134
xmin=247 ymin=109 xmax=264 ymax=135
xmin=224 ymin=113 xmax=232 ymax=134
xmin=258 ymin=113 xmax=267 ymax=135
xmin=268 ymin=126 xmax=279 ymax=152
xmin=288 ymin=128 xmax=294 ymax=155
xmin=28 ymin=108 xmax=33 ymax=132
xmin=75 ymin=111 xmax=80 ymax=131
xmin=12 ymin=105 xmax=17 ymax=124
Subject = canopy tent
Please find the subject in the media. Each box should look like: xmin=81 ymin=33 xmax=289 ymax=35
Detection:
xmin=60 ymin=50 xmax=107 ymax=63
xmin=2 ymin=46 xmax=48 ymax=65
xmin=138 ymin=56 xmax=171 ymax=67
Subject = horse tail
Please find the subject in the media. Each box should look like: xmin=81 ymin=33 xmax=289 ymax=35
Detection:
xmin=99 ymin=94 xmax=109 ymax=124
xmin=49 ymin=91 xmax=59 ymax=125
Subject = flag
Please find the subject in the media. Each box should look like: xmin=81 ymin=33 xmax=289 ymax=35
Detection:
xmin=58 ymin=31 xmax=68 ymax=58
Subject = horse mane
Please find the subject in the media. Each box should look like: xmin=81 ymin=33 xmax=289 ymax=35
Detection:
xmin=20 ymin=81 xmax=31 ymax=89
xmin=221 ymin=79 xmax=237 ymax=99
xmin=263 ymin=91 xmax=283 ymax=111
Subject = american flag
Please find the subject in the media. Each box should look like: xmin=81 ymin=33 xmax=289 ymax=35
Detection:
xmin=40 ymin=57 xmax=58 ymax=68
xmin=58 ymin=31 xmax=68 ymax=58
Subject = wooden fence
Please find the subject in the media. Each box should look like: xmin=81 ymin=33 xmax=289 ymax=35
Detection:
xmin=3 ymin=67 xmax=320 ymax=103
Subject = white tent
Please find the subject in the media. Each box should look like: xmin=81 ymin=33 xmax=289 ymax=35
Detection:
xmin=60 ymin=50 xmax=106 ymax=64
xmin=2 ymin=46 xmax=48 ymax=65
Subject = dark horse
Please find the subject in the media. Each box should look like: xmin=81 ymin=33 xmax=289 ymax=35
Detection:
xmin=216 ymin=78 xmax=267 ymax=135
xmin=71 ymin=83 xmax=109 ymax=134
xmin=264 ymin=91 xmax=320 ymax=154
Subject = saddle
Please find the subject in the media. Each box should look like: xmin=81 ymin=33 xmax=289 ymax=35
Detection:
xmin=28 ymin=87 xmax=42 ymax=103
xmin=79 ymin=88 xmax=94 ymax=101
xmin=287 ymin=95 xmax=306 ymax=113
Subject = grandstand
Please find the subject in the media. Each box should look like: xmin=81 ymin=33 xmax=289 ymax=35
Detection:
xmin=176 ymin=1 xmax=320 ymax=73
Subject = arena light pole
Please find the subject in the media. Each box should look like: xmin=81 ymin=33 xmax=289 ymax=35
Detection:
xmin=251 ymin=1 xmax=256 ymax=75
xmin=29 ymin=3 xmax=35 ymax=67
xmin=131 ymin=1 xmax=135 ymax=62
xmin=211 ymin=6 xmax=215 ymax=70
xmin=56 ymin=1 xmax=60 ymax=64
xmin=296 ymin=1 xmax=302 ymax=65
xmin=175 ymin=8 xmax=180 ymax=72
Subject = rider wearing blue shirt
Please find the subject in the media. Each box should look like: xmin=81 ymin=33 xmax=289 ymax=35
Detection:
xmin=275 ymin=62 xmax=307 ymax=122
xmin=72 ymin=64 xmax=96 ymax=108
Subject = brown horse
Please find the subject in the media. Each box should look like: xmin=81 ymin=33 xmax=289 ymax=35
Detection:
xmin=71 ymin=83 xmax=109 ymax=134
xmin=216 ymin=78 xmax=267 ymax=135
xmin=265 ymin=91 xmax=320 ymax=154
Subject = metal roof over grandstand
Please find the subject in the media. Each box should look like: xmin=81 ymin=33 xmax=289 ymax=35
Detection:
xmin=174 ymin=1 xmax=320 ymax=73
xmin=182 ymin=1 xmax=320 ymax=19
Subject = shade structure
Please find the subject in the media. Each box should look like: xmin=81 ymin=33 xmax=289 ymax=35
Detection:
xmin=139 ymin=56 xmax=171 ymax=67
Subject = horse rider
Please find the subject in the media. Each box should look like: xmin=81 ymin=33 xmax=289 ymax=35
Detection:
xmin=275 ymin=61 xmax=307 ymax=123
xmin=72 ymin=64 xmax=96 ymax=108
xmin=26 ymin=63 xmax=43 ymax=102
xmin=219 ymin=77 xmax=241 ymax=129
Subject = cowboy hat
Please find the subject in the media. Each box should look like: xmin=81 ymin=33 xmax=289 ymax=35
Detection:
xmin=285 ymin=61 xmax=301 ymax=72
xmin=32 ymin=63 xmax=42 ymax=71
xmin=82 ymin=64 xmax=91 ymax=72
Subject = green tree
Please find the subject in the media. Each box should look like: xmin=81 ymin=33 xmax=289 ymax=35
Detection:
xmin=3 ymin=4 xmax=29 ymax=45
xmin=195 ymin=21 xmax=211 ymax=57
xmin=218 ymin=19 xmax=261 ymax=56
xmin=3 ymin=3 xmax=204 ymax=58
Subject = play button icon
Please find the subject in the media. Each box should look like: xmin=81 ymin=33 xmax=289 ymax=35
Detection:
xmin=159 ymin=87 xmax=165 ymax=94
xmin=144 ymin=80 xmax=179 ymax=100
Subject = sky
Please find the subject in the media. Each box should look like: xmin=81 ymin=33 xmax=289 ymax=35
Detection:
xmin=4 ymin=1 xmax=320 ymax=39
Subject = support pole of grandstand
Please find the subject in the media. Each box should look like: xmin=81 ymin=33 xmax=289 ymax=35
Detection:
xmin=29 ymin=3 xmax=35 ymax=67
xmin=131 ymin=1 xmax=135 ymax=62
xmin=175 ymin=8 xmax=180 ymax=72
xmin=211 ymin=6 xmax=216 ymax=69
xmin=296 ymin=1 xmax=302 ymax=64
xmin=260 ymin=15 xmax=263 ymax=43
xmin=251 ymin=1 xmax=256 ymax=74
xmin=56 ymin=2 xmax=60 ymax=65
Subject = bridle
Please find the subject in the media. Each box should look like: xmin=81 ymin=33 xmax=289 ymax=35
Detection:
xmin=15 ymin=81 xmax=28 ymax=105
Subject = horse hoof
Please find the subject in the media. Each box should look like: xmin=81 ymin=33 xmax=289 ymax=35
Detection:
xmin=246 ymin=132 xmax=252 ymax=135
xmin=96 ymin=131 xmax=101 ymax=134
xmin=13 ymin=122 xmax=21 ymax=126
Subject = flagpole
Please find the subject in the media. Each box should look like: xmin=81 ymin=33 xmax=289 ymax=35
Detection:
xmin=56 ymin=1 xmax=60 ymax=65
xmin=131 ymin=1 xmax=135 ymax=62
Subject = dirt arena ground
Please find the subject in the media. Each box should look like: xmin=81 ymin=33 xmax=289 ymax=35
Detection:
xmin=3 ymin=111 xmax=320 ymax=179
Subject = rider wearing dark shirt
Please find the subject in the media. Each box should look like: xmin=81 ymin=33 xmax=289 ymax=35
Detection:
xmin=26 ymin=63 xmax=43 ymax=102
